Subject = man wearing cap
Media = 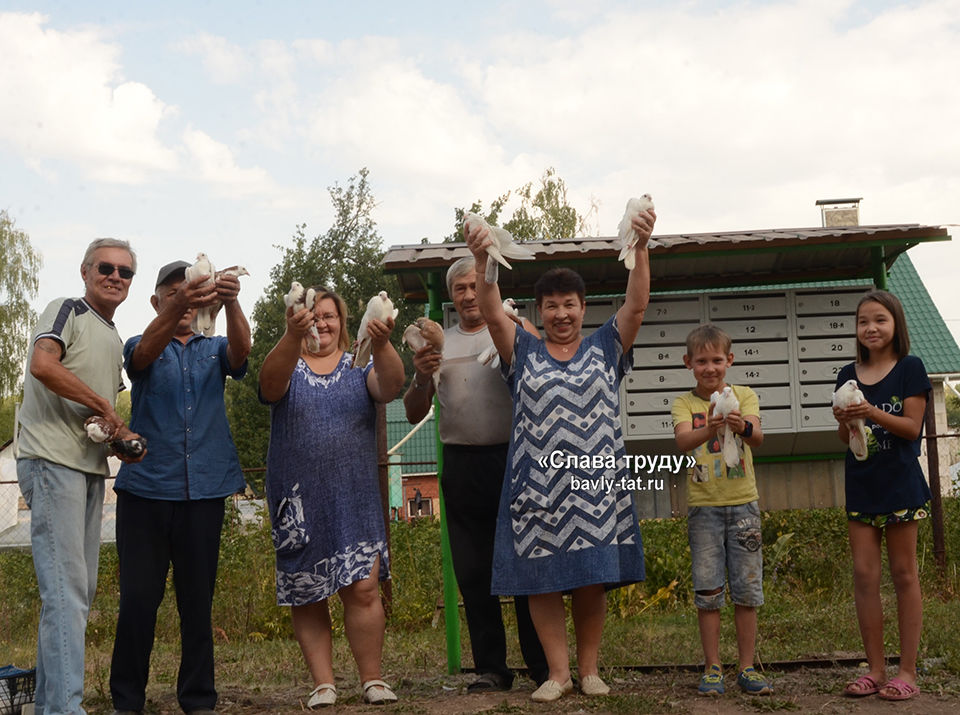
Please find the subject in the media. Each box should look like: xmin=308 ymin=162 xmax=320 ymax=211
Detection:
xmin=108 ymin=261 xmax=250 ymax=715
xmin=18 ymin=238 xmax=143 ymax=715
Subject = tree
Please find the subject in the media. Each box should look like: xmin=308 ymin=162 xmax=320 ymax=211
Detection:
xmin=447 ymin=167 xmax=596 ymax=242
xmin=0 ymin=210 xmax=42 ymax=396
xmin=226 ymin=169 xmax=419 ymax=478
xmin=0 ymin=395 xmax=18 ymax=444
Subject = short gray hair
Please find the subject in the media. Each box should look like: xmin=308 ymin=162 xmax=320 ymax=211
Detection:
xmin=83 ymin=238 xmax=137 ymax=274
xmin=446 ymin=256 xmax=476 ymax=296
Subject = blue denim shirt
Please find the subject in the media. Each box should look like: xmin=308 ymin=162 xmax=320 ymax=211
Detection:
xmin=115 ymin=333 xmax=247 ymax=500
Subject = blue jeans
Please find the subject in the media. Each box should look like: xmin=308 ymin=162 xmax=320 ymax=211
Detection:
xmin=688 ymin=501 xmax=764 ymax=610
xmin=18 ymin=458 xmax=105 ymax=715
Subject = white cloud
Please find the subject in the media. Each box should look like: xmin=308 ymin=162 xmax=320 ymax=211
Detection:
xmin=182 ymin=127 xmax=275 ymax=196
xmin=0 ymin=12 xmax=178 ymax=183
xmin=176 ymin=32 xmax=251 ymax=84
xmin=436 ymin=0 xmax=960 ymax=234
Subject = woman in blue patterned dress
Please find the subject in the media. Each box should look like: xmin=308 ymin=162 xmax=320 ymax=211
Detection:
xmin=259 ymin=287 xmax=404 ymax=708
xmin=464 ymin=207 xmax=656 ymax=702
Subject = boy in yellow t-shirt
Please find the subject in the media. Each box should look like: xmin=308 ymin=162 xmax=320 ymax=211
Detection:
xmin=671 ymin=324 xmax=771 ymax=697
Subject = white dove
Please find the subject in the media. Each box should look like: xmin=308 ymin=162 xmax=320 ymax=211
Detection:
xmin=710 ymin=386 xmax=742 ymax=469
xmin=284 ymin=281 xmax=322 ymax=353
xmin=617 ymin=195 xmax=662 ymax=270
xmin=832 ymin=379 xmax=870 ymax=461
xmin=201 ymin=265 xmax=249 ymax=333
xmin=463 ymin=212 xmax=536 ymax=284
xmin=184 ymin=253 xmax=217 ymax=336
xmin=477 ymin=299 xmax=524 ymax=368
xmin=352 ymin=291 xmax=399 ymax=368
xmin=402 ymin=317 xmax=444 ymax=389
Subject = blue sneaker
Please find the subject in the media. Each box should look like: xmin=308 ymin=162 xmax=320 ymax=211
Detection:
xmin=737 ymin=667 xmax=772 ymax=695
xmin=698 ymin=664 xmax=724 ymax=696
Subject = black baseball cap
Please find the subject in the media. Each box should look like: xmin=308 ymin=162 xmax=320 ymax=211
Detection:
xmin=155 ymin=260 xmax=191 ymax=288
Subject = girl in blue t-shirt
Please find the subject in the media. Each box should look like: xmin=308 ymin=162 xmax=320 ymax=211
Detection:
xmin=832 ymin=290 xmax=930 ymax=702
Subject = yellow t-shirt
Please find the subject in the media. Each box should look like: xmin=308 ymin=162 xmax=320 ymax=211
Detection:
xmin=671 ymin=385 xmax=759 ymax=507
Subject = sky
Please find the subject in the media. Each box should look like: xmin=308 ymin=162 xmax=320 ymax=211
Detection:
xmin=1 ymin=0 xmax=959 ymax=348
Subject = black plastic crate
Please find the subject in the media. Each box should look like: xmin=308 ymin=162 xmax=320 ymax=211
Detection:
xmin=0 ymin=666 xmax=35 ymax=715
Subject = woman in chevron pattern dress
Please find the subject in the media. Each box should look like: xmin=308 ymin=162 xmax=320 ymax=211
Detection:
xmin=464 ymin=205 xmax=656 ymax=702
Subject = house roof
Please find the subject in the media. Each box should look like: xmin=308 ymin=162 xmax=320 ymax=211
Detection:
xmin=380 ymin=252 xmax=960 ymax=464
xmin=887 ymin=255 xmax=960 ymax=375
xmin=383 ymin=223 xmax=950 ymax=301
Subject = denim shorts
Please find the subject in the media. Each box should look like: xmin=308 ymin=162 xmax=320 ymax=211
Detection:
xmin=688 ymin=501 xmax=764 ymax=610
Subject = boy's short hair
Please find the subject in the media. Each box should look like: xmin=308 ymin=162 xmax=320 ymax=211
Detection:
xmin=685 ymin=323 xmax=732 ymax=356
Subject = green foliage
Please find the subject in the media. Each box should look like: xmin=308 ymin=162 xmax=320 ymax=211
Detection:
xmin=447 ymin=192 xmax=511 ymax=242
xmin=0 ymin=394 xmax=20 ymax=443
xmin=225 ymin=168 xmax=420 ymax=474
xmin=503 ymin=167 xmax=583 ymax=241
xmin=389 ymin=518 xmax=444 ymax=629
xmin=215 ymin=506 xmax=290 ymax=640
xmin=0 ymin=548 xmax=39 ymax=649
xmin=761 ymin=508 xmax=852 ymax=592
xmin=446 ymin=167 xmax=594 ymax=243
xmin=0 ymin=210 xmax=43 ymax=395
xmin=2 ymin=499 xmax=958 ymax=665
xmin=946 ymin=385 xmax=960 ymax=429
xmin=114 ymin=390 xmax=131 ymax=425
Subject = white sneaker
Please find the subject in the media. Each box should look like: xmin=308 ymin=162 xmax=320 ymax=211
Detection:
xmin=307 ymin=683 xmax=336 ymax=708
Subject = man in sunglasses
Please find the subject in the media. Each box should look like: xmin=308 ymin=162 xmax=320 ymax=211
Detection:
xmin=108 ymin=259 xmax=250 ymax=715
xmin=17 ymin=238 xmax=144 ymax=715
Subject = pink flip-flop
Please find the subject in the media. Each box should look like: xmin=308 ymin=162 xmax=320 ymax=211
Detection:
xmin=878 ymin=677 xmax=920 ymax=701
xmin=843 ymin=674 xmax=882 ymax=696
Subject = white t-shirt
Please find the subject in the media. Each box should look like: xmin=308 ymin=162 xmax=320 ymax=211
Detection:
xmin=437 ymin=324 xmax=513 ymax=445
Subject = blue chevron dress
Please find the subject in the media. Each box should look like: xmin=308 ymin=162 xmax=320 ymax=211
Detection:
xmin=491 ymin=316 xmax=645 ymax=595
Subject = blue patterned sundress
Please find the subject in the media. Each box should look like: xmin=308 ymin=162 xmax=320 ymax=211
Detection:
xmin=491 ymin=316 xmax=645 ymax=595
xmin=264 ymin=353 xmax=390 ymax=606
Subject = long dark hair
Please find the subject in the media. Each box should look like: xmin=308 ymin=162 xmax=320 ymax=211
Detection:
xmin=855 ymin=290 xmax=910 ymax=363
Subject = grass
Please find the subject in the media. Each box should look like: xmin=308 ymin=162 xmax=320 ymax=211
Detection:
xmin=2 ymin=500 xmax=959 ymax=708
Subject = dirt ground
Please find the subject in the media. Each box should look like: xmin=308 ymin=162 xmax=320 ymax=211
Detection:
xmin=114 ymin=664 xmax=960 ymax=714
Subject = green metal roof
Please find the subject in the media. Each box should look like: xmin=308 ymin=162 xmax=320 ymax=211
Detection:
xmin=385 ymin=399 xmax=437 ymax=474
xmin=384 ymin=223 xmax=950 ymax=300
xmin=887 ymin=255 xmax=960 ymax=375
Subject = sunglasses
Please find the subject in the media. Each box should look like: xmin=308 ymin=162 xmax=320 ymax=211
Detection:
xmin=95 ymin=262 xmax=135 ymax=280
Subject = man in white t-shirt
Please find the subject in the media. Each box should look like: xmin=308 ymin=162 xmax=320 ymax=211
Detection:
xmin=17 ymin=238 xmax=144 ymax=714
xmin=404 ymin=256 xmax=547 ymax=691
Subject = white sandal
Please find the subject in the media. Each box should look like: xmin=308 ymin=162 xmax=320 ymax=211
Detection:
xmin=580 ymin=674 xmax=611 ymax=696
xmin=307 ymin=682 xmax=337 ymax=708
xmin=530 ymin=678 xmax=573 ymax=702
xmin=362 ymin=679 xmax=398 ymax=704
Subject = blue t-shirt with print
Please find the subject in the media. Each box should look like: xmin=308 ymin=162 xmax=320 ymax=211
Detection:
xmin=835 ymin=355 xmax=932 ymax=514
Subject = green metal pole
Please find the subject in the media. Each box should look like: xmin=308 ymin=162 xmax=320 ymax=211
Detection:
xmin=426 ymin=270 xmax=461 ymax=674
xmin=871 ymin=246 xmax=887 ymax=289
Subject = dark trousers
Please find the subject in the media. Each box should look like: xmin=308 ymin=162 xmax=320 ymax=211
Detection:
xmin=441 ymin=444 xmax=548 ymax=682
xmin=110 ymin=490 xmax=225 ymax=712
